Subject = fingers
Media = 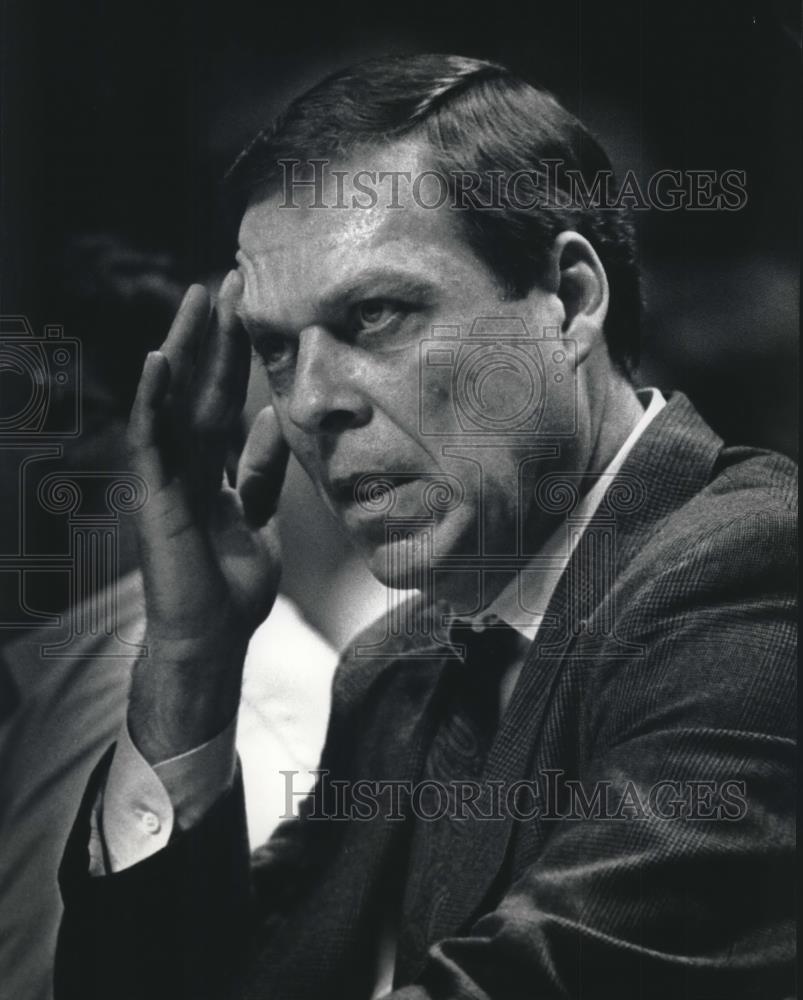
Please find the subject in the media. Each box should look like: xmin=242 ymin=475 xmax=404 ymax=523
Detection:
xmin=127 ymin=273 xmax=251 ymax=509
xmin=237 ymin=406 xmax=291 ymax=528
xmin=127 ymin=350 xmax=172 ymax=488
xmin=159 ymin=284 xmax=211 ymax=396
xmin=191 ymin=270 xmax=251 ymax=432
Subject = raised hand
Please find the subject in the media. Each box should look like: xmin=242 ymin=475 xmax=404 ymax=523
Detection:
xmin=126 ymin=272 xmax=289 ymax=761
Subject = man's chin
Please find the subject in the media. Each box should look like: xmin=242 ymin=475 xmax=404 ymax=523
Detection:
xmin=351 ymin=512 xmax=475 ymax=590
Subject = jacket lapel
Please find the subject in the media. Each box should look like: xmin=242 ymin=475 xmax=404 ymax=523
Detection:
xmin=406 ymin=544 xmax=577 ymax=962
xmin=248 ymin=638 xmax=452 ymax=999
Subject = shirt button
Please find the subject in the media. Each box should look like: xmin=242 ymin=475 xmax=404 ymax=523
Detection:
xmin=139 ymin=810 xmax=161 ymax=835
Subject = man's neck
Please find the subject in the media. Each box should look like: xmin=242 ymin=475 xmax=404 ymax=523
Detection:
xmin=436 ymin=380 xmax=655 ymax=616
xmin=585 ymin=367 xmax=647 ymax=477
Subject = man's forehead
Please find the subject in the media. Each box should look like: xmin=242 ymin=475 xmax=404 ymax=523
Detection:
xmin=235 ymin=142 xmax=485 ymax=313
xmin=237 ymin=190 xmax=418 ymax=260
xmin=237 ymin=138 xmax=461 ymax=257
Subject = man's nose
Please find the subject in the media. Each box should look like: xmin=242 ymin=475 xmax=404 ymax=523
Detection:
xmin=287 ymin=326 xmax=371 ymax=434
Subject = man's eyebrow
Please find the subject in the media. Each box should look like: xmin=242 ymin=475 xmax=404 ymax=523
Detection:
xmin=318 ymin=270 xmax=440 ymax=310
xmin=235 ymin=268 xmax=440 ymax=331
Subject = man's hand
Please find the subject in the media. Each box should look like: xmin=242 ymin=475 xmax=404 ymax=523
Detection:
xmin=126 ymin=272 xmax=289 ymax=762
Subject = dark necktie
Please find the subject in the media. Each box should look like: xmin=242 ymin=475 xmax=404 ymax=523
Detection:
xmin=394 ymin=618 xmax=522 ymax=980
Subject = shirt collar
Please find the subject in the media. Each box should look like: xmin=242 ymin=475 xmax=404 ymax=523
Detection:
xmin=476 ymin=387 xmax=667 ymax=640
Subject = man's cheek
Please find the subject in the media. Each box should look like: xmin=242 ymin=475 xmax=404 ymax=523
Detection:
xmin=268 ymin=416 xmax=318 ymax=486
xmin=269 ymin=405 xmax=299 ymax=455
xmin=289 ymin=446 xmax=321 ymax=487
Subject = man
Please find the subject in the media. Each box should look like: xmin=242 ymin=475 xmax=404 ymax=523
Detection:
xmin=54 ymin=55 xmax=796 ymax=999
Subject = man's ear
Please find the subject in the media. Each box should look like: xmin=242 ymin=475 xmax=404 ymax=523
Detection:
xmin=545 ymin=231 xmax=609 ymax=364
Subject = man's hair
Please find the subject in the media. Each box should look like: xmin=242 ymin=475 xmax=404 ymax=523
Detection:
xmin=226 ymin=54 xmax=641 ymax=370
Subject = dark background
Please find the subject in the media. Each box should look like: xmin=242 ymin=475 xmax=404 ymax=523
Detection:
xmin=1 ymin=0 xmax=799 ymax=643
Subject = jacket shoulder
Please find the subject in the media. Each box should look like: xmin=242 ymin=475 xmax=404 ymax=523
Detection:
xmin=588 ymin=445 xmax=797 ymax=744
xmin=627 ymin=443 xmax=797 ymax=588
xmin=710 ymin=443 xmax=797 ymax=512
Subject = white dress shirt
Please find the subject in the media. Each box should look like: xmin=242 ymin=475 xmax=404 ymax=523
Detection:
xmin=93 ymin=388 xmax=666 ymax=996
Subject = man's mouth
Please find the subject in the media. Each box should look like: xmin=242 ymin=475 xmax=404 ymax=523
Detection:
xmin=327 ymin=471 xmax=422 ymax=511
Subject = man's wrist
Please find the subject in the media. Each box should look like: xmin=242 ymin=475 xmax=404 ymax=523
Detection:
xmin=128 ymin=638 xmax=248 ymax=763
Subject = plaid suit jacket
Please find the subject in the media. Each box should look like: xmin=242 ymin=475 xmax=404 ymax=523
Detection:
xmin=55 ymin=392 xmax=797 ymax=1000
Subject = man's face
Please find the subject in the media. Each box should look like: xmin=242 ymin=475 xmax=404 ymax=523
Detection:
xmin=236 ymin=140 xmax=570 ymax=592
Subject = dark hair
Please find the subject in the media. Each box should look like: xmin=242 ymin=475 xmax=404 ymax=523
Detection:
xmin=226 ymin=54 xmax=641 ymax=370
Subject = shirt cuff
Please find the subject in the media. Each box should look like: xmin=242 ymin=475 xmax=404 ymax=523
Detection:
xmin=98 ymin=716 xmax=237 ymax=874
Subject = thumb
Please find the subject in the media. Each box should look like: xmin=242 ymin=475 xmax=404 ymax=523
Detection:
xmin=237 ymin=405 xmax=290 ymax=528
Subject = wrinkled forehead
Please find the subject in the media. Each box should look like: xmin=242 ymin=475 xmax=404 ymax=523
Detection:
xmin=237 ymin=137 xmax=444 ymax=252
xmin=236 ymin=139 xmax=484 ymax=314
xmin=240 ymin=134 xmax=430 ymax=211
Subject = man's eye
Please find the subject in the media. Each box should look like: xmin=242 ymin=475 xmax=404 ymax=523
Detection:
xmin=255 ymin=335 xmax=294 ymax=371
xmin=353 ymin=300 xmax=400 ymax=333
